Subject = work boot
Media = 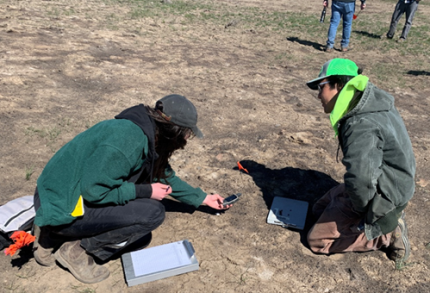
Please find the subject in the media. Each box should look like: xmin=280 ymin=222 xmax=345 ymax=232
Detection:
xmin=324 ymin=46 xmax=333 ymax=53
xmin=381 ymin=33 xmax=394 ymax=40
xmin=388 ymin=211 xmax=410 ymax=264
xmin=55 ymin=240 xmax=110 ymax=284
xmin=341 ymin=47 xmax=352 ymax=52
xmin=33 ymin=225 xmax=58 ymax=267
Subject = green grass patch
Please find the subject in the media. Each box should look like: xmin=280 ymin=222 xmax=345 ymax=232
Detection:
xmin=25 ymin=165 xmax=35 ymax=181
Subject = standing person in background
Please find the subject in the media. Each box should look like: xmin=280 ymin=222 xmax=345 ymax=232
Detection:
xmin=32 ymin=94 xmax=232 ymax=284
xmin=306 ymin=58 xmax=415 ymax=267
xmin=386 ymin=0 xmax=421 ymax=42
xmin=323 ymin=0 xmax=366 ymax=52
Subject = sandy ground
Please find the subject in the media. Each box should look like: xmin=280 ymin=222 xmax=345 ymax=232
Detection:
xmin=0 ymin=0 xmax=429 ymax=292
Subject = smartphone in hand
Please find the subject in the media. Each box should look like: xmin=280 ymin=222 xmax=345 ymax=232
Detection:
xmin=222 ymin=193 xmax=242 ymax=207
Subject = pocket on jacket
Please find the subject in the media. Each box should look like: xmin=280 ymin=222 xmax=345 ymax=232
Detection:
xmin=368 ymin=193 xmax=394 ymax=224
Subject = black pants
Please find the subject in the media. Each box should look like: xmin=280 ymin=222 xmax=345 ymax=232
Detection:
xmin=34 ymin=189 xmax=165 ymax=261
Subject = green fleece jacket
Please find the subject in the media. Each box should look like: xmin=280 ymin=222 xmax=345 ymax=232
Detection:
xmin=334 ymin=77 xmax=416 ymax=240
xmin=35 ymin=117 xmax=206 ymax=227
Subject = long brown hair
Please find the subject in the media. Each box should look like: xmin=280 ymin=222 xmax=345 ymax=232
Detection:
xmin=145 ymin=105 xmax=194 ymax=181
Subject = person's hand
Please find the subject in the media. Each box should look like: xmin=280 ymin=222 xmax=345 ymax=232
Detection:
xmin=202 ymin=194 xmax=231 ymax=210
xmin=150 ymin=183 xmax=171 ymax=201
xmin=361 ymin=3 xmax=366 ymax=10
xmin=323 ymin=1 xmax=328 ymax=7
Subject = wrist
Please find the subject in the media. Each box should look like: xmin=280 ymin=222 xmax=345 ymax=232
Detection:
xmin=202 ymin=194 xmax=210 ymax=205
xmin=135 ymin=184 xmax=152 ymax=198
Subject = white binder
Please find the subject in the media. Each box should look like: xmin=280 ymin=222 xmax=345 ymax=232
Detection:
xmin=121 ymin=239 xmax=199 ymax=287
xmin=267 ymin=197 xmax=309 ymax=230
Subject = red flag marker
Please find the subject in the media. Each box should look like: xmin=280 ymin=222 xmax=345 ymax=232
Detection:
xmin=237 ymin=161 xmax=249 ymax=174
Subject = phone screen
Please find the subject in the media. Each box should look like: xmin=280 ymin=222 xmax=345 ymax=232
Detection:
xmin=224 ymin=194 xmax=238 ymax=202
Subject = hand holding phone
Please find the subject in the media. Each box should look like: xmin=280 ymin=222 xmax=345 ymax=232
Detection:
xmin=222 ymin=193 xmax=242 ymax=207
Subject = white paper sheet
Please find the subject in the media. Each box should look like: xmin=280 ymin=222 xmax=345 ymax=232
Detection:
xmin=130 ymin=241 xmax=193 ymax=276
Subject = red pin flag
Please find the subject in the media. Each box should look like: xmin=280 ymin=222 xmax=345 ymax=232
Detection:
xmin=237 ymin=161 xmax=249 ymax=174
xmin=353 ymin=10 xmax=362 ymax=20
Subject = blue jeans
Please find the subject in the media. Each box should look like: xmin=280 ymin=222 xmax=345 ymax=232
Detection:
xmin=326 ymin=1 xmax=356 ymax=49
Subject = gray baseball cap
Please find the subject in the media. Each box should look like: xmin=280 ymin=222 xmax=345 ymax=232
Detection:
xmin=156 ymin=94 xmax=203 ymax=138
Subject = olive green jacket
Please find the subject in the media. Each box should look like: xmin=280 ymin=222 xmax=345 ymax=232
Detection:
xmin=334 ymin=78 xmax=416 ymax=240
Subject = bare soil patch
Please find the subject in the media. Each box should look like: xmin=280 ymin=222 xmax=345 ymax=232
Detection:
xmin=1 ymin=0 xmax=429 ymax=292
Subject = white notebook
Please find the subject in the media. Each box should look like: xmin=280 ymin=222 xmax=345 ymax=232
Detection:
xmin=121 ymin=240 xmax=199 ymax=287
xmin=267 ymin=197 xmax=309 ymax=230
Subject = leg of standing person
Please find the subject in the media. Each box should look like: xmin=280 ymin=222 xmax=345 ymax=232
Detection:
xmin=340 ymin=1 xmax=355 ymax=50
xmin=400 ymin=1 xmax=419 ymax=40
xmin=307 ymin=184 xmax=392 ymax=254
xmin=387 ymin=1 xmax=406 ymax=38
xmin=326 ymin=1 xmax=343 ymax=50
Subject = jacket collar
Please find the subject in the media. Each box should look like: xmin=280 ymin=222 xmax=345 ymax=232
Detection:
xmin=330 ymin=75 xmax=369 ymax=136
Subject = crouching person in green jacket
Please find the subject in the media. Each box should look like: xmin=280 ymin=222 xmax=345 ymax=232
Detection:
xmin=32 ymin=94 xmax=231 ymax=283
xmin=306 ymin=59 xmax=416 ymax=266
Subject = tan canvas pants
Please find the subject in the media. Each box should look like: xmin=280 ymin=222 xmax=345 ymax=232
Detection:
xmin=307 ymin=184 xmax=392 ymax=254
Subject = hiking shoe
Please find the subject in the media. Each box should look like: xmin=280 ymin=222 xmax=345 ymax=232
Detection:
xmin=381 ymin=34 xmax=394 ymax=40
xmin=324 ymin=46 xmax=333 ymax=53
xmin=341 ymin=47 xmax=350 ymax=52
xmin=55 ymin=240 xmax=110 ymax=284
xmin=388 ymin=211 xmax=411 ymax=263
xmin=33 ymin=225 xmax=58 ymax=267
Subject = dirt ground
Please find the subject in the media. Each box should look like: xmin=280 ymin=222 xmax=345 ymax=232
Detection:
xmin=1 ymin=0 xmax=429 ymax=292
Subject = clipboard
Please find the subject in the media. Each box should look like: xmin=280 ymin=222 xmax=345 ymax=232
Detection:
xmin=121 ymin=239 xmax=199 ymax=286
xmin=267 ymin=197 xmax=309 ymax=230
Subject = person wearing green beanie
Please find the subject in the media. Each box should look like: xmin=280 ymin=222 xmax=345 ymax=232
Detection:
xmin=306 ymin=58 xmax=415 ymax=266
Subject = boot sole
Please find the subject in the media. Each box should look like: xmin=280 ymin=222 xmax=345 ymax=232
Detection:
xmin=55 ymin=248 xmax=110 ymax=284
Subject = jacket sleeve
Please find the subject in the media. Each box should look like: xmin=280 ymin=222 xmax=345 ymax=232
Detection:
xmin=160 ymin=165 xmax=207 ymax=208
xmin=340 ymin=117 xmax=384 ymax=215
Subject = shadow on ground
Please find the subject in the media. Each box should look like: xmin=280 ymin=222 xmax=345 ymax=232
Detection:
xmin=237 ymin=160 xmax=339 ymax=209
xmin=407 ymin=70 xmax=430 ymax=76
xmin=353 ymin=30 xmax=382 ymax=39
xmin=162 ymin=198 xmax=226 ymax=215
xmin=286 ymin=37 xmax=324 ymax=51
xmin=237 ymin=160 xmax=339 ymax=248
xmin=10 ymin=245 xmax=34 ymax=268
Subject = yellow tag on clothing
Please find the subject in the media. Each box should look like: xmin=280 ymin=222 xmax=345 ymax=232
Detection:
xmin=71 ymin=195 xmax=85 ymax=217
